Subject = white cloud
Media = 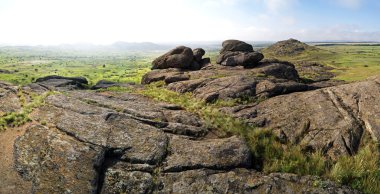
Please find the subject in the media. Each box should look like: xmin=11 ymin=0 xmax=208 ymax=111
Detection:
xmin=0 ymin=0 xmax=220 ymax=44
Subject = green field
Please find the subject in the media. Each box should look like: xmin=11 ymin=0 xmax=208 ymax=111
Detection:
xmin=0 ymin=47 xmax=160 ymax=85
xmin=262 ymin=44 xmax=380 ymax=82
xmin=1 ymin=44 xmax=380 ymax=85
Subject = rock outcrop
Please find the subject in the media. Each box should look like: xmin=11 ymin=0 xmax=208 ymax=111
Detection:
xmin=223 ymin=76 xmax=380 ymax=160
xmin=143 ymin=59 xmax=320 ymax=102
xmin=32 ymin=75 xmax=88 ymax=90
xmin=0 ymin=39 xmax=372 ymax=193
xmin=0 ymin=79 xmax=360 ymax=193
xmin=217 ymin=40 xmax=264 ymax=67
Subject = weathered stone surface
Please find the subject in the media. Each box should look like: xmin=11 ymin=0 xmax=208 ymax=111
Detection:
xmin=152 ymin=46 xmax=194 ymax=69
xmin=256 ymin=59 xmax=300 ymax=81
xmin=226 ymin=76 xmax=380 ymax=159
xmin=46 ymin=94 xmax=111 ymax=115
xmin=68 ymin=91 xmax=168 ymax=121
xmin=167 ymin=74 xmax=308 ymax=103
xmin=164 ymin=74 xmax=190 ymax=84
xmin=144 ymin=58 xmax=311 ymax=102
xmin=101 ymin=162 xmax=154 ymax=194
xmin=158 ymin=169 xmax=359 ymax=194
xmin=106 ymin=113 xmax=169 ymax=164
xmin=163 ymin=136 xmax=252 ymax=172
xmin=141 ymin=68 xmax=182 ymax=85
xmin=14 ymin=125 xmax=104 ymax=193
xmin=218 ymin=51 xmax=264 ymax=67
xmin=163 ymin=122 xmax=208 ymax=137
xmin=193 ymin=75 xmax=258 ymax=102
xmin=56 ymin=110 xmax=111 ymax=146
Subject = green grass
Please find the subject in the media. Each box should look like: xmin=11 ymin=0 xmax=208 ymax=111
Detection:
xmin=330 ymin=142 xmax=380 ymax=193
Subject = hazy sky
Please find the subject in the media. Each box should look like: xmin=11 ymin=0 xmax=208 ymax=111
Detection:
xmin=0 ymin=0 xmax=379 ymax=45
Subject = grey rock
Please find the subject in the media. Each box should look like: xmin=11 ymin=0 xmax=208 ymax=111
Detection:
xmin=152 ymin=46 xmax=194 ymax=69
xmin=101 ymin=162 xmax=154 ymax=194
xmin=220 ymin=39 xmax=254 ymax=53
xmin=163 ymin=136 xmax=252 ymax=172
xmin=14 ymin=125 xmax=104 ymax=193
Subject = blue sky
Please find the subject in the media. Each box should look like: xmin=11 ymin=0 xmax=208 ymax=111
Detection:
xmin=0 ymin=0 xmax=379 ymax=45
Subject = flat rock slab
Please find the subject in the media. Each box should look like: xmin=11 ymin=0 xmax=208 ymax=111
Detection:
xmin=158 ymin=169 xmax=359 ymax=194
xmin=106 ymin=113 xmax=169 ymax=164
xmin=164 ymin=135 xmax=252 ymax=172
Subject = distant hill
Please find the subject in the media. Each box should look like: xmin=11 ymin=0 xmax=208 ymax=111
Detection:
xmin=262 ymin=38 xmax=321 ymax=57
xmin=111 ymin=41 xmax=168 ymax=51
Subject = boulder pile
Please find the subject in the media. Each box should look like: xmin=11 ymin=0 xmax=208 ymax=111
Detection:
xmin=216 ymin=40 xmax=264 ymax=67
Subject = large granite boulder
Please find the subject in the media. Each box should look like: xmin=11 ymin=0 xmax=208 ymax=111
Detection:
xmin=220 ymin=39 xmax=254 ymax=53
xmin=152 ymin=46 xmax=194 ymax=70
xmin=152 ymin=46 xmax=210 ymax=71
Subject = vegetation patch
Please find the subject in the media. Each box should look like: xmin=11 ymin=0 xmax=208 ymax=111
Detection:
xmin=0 ymin=89 xmax=56 ymax=131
